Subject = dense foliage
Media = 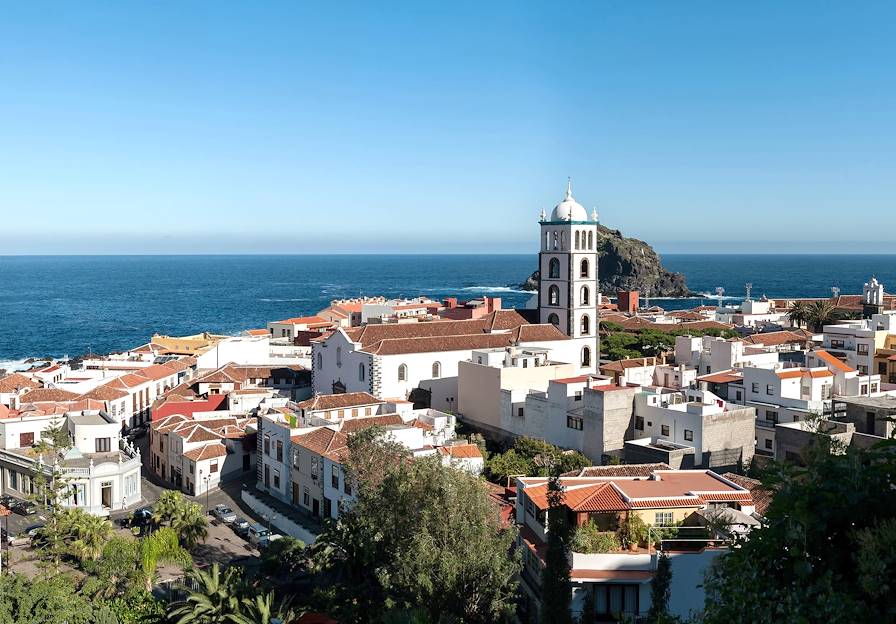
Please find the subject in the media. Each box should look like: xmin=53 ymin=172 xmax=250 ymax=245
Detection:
xmin=703 ymin=436 xmax=896 ymax=623
xmin=311 ymin=429 xmax=521 ymax=623
xmin=540 ymin=474 xmax=572 ymax=624
xmin=486 ymin=437 xmax=591 ymax=485
xmin=570 ymin=521 xmax=621 ymax=554
xmin=602 ymin=327 xmax=738 ymax=361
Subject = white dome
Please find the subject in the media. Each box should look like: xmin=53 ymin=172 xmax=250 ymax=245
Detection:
xmin=550 ymin=179 xmax=589 ymax=221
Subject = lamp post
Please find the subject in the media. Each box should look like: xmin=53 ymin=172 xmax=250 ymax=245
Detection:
xmin=204 ymin=476 xmax=211 ymax=514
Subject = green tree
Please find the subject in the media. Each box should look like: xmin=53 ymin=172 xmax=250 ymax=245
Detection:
xmin=171 ymin=501 xmax=209 ymax=549
xmin=81 ymin=536 xmax=142 ymax=599
xmin=167 ymin=564 xmax=243 ymax=624
xmin=646 ymin=552 xmax=673 ymax=623
xmin=786 ymin=300 xmax=808 ymax=328
xmin=540 ymin=473 xmax=572 ymax=624
xmin=578 ymin=589 xmax=596 ymax=624
xmin=152 ymin=489 xmax=185 ymax=526
xmin=260 ymin=535 xmax=307 ymax=576
xmin=137 ymin=527 xmax=190 ymax=592
xmin=703 ymin=438 xmax=896 ymax=623
xmin=313 ymin=434 xmax=520 ymax=624
xmin=0 ymin=573 xmax=95 ymax=624
xmin=806 ymin=299 xmax=838 ymax=332
xmin=229 ymin=591 xmax=298 ymax=624
xmin=62 ymin=508 xmax=112 ymax=562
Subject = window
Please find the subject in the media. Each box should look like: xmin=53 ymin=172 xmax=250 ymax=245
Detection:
xmin=858 ymin=343 xmax=869 ymax=355
xmin=567 ymin=415 xmax=584 ymax=431
xmin=351 ymin=408 xmax=358 ymax=417
xmin=398 ymin=364 xmax=408 ymax=382
xmin=273 ymin=469 xmax=280 ymax=489
xmin=861 ymin=384 xmax=868 ymax=394
xmin=526 ymin=498 xmax=535 ymax=517
xmin=19 ymin=432 xmax=34 ymax=447
xmin=766 ymin=410 xmax=778 ymax=424
xmin=580 ymin=258 xmax=589 ymax=278
xmin=276 ymin=439 xmax=283 ymax=462
xmin=263 ymin=434 xmax=270 ymax=456
xmin=575 ymin=390 xmax=583 ymax=401
xmin=316 ymin=353 xmax=323 ymax=369
xmin=635 ymin=416 xmax=644 ymax=430
xmin=517 ymin=407 xmax=524 ymax=418
xmin=830 ymin=339 xmax=845 ymax=349
xmin=303 ymin=487 xmax=310 ymax=507
xmin=364 ymin=407 xmax=372 ymax=416
xmin=574 ymin=231 xmax=580 ymax=249
xmin=210 ymin=461 xmax=219 ymax=473
xmin=552 ymin=231 xmax=559 ymax=250
xmin=95 ymin=437 xmax=111 ymax=453
xmin=751 ymin=383 xmax=759 ymax=393
xmin=432 ymin=361 xmax=441 ymax=378
xmin=344 ymin=477 xmax=352 ymax=496
xmin=331 ymin=465 xmax=339 ymax=489
xmin=311 ymin=457 xmax=319 ymax=479
xmin=735 ymin=390 xmax=742 ymax=401
xmin=548 ymin=313 xmax=559 ymax=326
xmin=549 ymin=257 xmax=560 ymax=278
xmin=548 ymin=285 xmax=560 ymax=306
xmin=581 ymin=314 xmax=590 ymax=335
xmin=358 ymin=363 xmax=365 ymax=381
xmin=684 ymin=429 xmax=693 ymax=441
xmin=766 ymin=384 xmax=774 ymax=395
xmin=661 ymin=424 xmax=670 ymax=436
xmin=293 ymin=449 xmax=301 ymax=469
xmin=822 ymin=385 xmax=832 ymax=400
xmin=655 ymin=512 xmax=674 ymax=526
xmin=581 ymin=346 xmax=591 ymax=367
xmin=587 ymin=231 xmax=593 ymax=249
xmin=580 ymin=285 xmax=590 ymax=306
xmin=765 ymin=438 xmax=773 ymax=450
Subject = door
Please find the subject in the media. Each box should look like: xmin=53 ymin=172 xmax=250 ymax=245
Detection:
xmin=312 ymin=498 xmax=320 ymax=517
xmin=101 ymin=482 xmax=112 ymax=509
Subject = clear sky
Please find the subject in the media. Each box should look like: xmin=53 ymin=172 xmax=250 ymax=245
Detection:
xmin=2 ymin=2 xmax=894 ymax=254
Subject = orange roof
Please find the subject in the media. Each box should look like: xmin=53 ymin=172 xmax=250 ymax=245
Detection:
xmin=813 ymin=349 xmax=855 ymax=373
xmin=246 ymin=329 xmax=270 ymax=336
xmin=437 ymin=443 xmax=483 ymax=459
xmin=275 ymin=315 xmax=330 ymax=326
xmin=183 ymin=443 xmax=228 ymax=461
xmin=0 ymin=373 xmax=36 ymax=393
xmin=698 ymin=370 xmax=743 ymax=384
xmin=552 ymin=375 xmax=592 ymax=385
xmin=776 ymin=369 xmax=805 ymax=380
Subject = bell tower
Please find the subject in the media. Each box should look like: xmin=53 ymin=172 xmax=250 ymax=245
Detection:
xmin=538 ymin=179 xmax=600 ymax=371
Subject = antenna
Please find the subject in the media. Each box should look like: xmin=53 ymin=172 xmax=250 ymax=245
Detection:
xmin=745 ymin=283 xmax=753 ymax=302
xmin=715 ymin=287 xmax=725 ymax=309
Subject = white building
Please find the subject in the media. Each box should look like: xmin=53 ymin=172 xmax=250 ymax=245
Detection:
xmin=538 ymin=180 xmax=601 ymax=371
xmin=0 ymin=402 xmax=141 ymax=515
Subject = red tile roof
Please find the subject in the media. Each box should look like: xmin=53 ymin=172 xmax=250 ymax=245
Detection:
xmin=698 ymin=370 xmax=743 ymax=384
xmin=813 ymin=349 xmax=856 ymax=373
xmin=0 ymin=373 xmax=36 ymax=393
xmin=437 ymin=443 xmax=483 ymax=459
xmin=19 ymin=387 xmax=79 ymax=403
xmin=183 ymin=443 xmax=228 ymax=461
xmin=295 ymin=392 xmax=381 ymax=411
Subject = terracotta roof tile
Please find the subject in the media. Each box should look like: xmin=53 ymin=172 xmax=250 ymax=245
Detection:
xmin=339 ymin=413 xmax=404 ymax=433
xmin=20 ymin=387 xmax=80 ymax=403
xmin=0 ymin=373 xmax=36 ymax=393
xmin=295 ymin=392 xmax=381 ymax=411
xmin=437 ymin=443 xmax=483 ymax=459
xmin=183 ymin=443 xmax=228 ymax=461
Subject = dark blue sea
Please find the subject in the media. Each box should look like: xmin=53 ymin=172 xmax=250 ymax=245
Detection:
xmin=1 ymin=254 xmax=894 ymax=366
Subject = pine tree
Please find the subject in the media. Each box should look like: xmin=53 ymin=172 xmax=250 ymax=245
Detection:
xmin=539 ymin=472 xmax=572 ymax=624
xmin=647 ymin=552 xmax=673 ymax=623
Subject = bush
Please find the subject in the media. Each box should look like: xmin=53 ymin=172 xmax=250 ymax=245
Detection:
xmin=571 ymin=522 xmax=620 ymax=554
xmin=618 ymin=513 xmax=648 ymax=548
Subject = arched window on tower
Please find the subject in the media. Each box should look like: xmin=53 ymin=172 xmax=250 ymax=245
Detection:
xmin=548 ymin=313 xmax=559 ymax=326
xmin=588 ymin=231 xmax=594 ymax=250
xmin=432 ymin=362 xmax=441 ymax=379
xmin=358 ymin=363 xmax=365 ymax=382
xmin=581 ymin=314 xmax=591 ymax=335
xmin=553 ymin=231 xmax=559 ymax=250
xmin=545 ymin=231 xmax=550 ymax=250
xmin=582 ymin=346 xmax=591 ymax=367
xmin=548 ymin=285 xmax=560 ymax=306
xmin=549 ymin=257 xmax=560 ymax=279
xmin=581 ymin=285 xmax=590 ymax=306
xmin=580 ymin=258 xmax=589 ymax=278
xmin=316 ymin=352 xmax=323 ymax=369
xmin=398 ymin=364 xmax=408 ymax=382
xmin=560 ymin=231 xmax=566 ymax=250
xmin=574 ymin=231 xmax=580 ymax=250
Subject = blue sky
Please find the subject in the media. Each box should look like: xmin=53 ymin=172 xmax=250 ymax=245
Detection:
xmin=1 ymin=2 xmax=894 ymax=254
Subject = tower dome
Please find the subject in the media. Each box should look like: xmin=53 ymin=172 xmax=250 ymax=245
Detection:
xmin=550 ymin=178 xmax=588 ymax=222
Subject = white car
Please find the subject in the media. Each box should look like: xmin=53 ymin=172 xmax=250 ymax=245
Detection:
xmin=211 ymin=504 xmax=237 ymax=524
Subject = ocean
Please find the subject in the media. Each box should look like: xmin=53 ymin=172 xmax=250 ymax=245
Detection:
xmin=1 ymin=254 xmax=894 ymax=367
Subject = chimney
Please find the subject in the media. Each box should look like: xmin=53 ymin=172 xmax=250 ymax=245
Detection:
xmin=444 ymin=297 xmax=458 ymax=309
xmin=487 ymin=297 xmax=502 ymax=312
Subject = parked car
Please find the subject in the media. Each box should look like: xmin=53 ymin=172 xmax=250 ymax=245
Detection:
xmin=247 ymin=523 xmax=272 ymax=547
xmin=211 ymin=504 xmax=237 ymax=524
xmin=119 ymin=506 xmax=154 ymax=528
xmin=232 ymin=517 xmax=250 ymax=538
xmin=12 ymin=500 xmax=37 ymax=516
xmin=24 ymin=524 xmax=45 ymax=538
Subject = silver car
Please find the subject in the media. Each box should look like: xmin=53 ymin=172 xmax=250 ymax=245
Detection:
xmin=211 ymin=504 xmax=237 ymax=524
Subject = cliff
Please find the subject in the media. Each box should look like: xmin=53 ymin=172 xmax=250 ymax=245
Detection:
xmin=517 ymin=224 xmax=694 ymax=297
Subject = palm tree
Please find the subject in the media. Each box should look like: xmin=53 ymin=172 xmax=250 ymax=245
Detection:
xmin=153 ymin=489 xmax=185 ymax=526
xmin=67 ymin=510 xmax=112 ymax=561
xmin=167 ymin=564 xmax=243 ymax=624
xmin=228 ymin=591 xmax=299 ymax=624
xmin=786 ymin=301 xmax=809 ymax=329
xmin=807 ymin=299 xmax=838 ymax=332
xmin=172 ymin=502 xmax=209 ymax=549
xmin=138 ymin=527 xmax=191 ymax=592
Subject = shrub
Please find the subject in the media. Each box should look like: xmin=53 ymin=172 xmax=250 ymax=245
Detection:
xmin=571 ymin=522 xmax=620 ymax=554
xmin=618 ymin=513 xmax=648 ymax=548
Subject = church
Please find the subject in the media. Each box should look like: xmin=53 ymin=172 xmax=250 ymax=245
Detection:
xmin=310 ymin=182 xmax=601 ymax=408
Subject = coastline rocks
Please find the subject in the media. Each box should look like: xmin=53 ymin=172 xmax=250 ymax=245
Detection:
xmin=516 ymin=224 xmax=694 ymax=298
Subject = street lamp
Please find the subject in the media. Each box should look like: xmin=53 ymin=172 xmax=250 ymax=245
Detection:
xmin=204 ymin=476 xmax=211 ymax=514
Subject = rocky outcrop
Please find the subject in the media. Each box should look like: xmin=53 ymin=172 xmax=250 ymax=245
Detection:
xmin=516 ymin=224 xmax=694 ymax=297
